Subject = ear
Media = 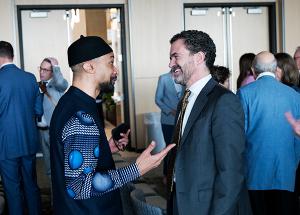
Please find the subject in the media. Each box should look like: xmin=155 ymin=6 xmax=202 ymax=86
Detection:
xmin=82 ymin=61 xmax=95 ymax=74
xmin=194 ymin=51 xmax=206 ymax=65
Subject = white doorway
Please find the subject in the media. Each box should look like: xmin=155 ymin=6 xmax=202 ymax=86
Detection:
xmin=184 ymin=3 xmax=276 ymax=91
xmin=18 ymin=5 xmax=130 ymax=128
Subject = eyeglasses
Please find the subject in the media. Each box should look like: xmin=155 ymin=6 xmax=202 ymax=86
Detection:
xmin=38 ymin=66 xmax=52 ymax=72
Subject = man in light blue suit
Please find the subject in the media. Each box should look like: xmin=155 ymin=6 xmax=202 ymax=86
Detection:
xmin=237 ymin=51 xmax=300 ymax=215
xmin=155 ymin=70 xmax=183 ymax=182
xmin=0 ymin=41 xmax=43 ymax=215
xmin=38 ymin=57 xmax=68 ymax=180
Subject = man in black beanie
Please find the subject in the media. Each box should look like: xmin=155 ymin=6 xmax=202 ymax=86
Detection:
xmin=50 ymin=35 xmax=175 ymax=215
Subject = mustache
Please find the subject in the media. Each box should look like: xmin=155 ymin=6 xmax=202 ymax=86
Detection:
xmin=111 ymin=75 xmax=117 ymax=82
xmin=99 ymin=75 xmax=117 ymax=93
xmin=171 ymin=65 xmax=181 ymax=73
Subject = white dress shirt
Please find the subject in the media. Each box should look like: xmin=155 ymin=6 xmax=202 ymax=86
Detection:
xmin=182 ymin=74 xmax=212 ymax=134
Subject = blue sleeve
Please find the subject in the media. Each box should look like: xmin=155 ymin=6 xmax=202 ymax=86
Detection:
xmin=34 ymin=81 xmax=43 ymax=117
xmin=62 ymin=111 xmax=140 ymax=200
xmin=52 ymin=66 xmax=68 ymax=92
xmin=155 ymin=75 xmax=173 ymax=115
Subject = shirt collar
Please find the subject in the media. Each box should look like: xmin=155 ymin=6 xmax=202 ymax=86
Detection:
xmin=0 ymin=62 xmax=14 ymax=70
xmin=44 ymin=78 xmax=52 ymax=86
xmin=256 ymin=72 xmax=275 ymax=80
xmin=188 ymin=74 xmax=212 ymax=98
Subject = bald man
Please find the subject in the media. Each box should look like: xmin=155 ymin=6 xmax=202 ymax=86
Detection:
xmin=237 ymin=51 xmax=300 ymax=215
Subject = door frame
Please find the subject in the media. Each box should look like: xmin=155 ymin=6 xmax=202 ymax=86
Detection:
xmin=183 ymin=2 xmax=277 ymax=53
xmin=17 ymin=4 xmax=131 ymax=129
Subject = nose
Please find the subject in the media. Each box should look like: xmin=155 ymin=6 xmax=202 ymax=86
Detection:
xmin=113 ymin=65 xmax=119 ymax=75
xmin=169 ymin=57 xmax=176 ymax=68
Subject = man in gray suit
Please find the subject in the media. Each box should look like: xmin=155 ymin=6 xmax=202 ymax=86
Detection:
xmin=167 ymin=30 xmax=251 ymax=215
xmin=38 ymin=57 xmax=68 ymax=180
xmin=155 ymin=70 xmax=183 ymax=183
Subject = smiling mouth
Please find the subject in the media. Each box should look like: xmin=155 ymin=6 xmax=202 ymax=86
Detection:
xmin=171 ymin=66 xmax=181 ymax=74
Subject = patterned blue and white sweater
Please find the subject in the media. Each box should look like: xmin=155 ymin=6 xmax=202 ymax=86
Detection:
xmin=63 ymin=110 xmax=140 ymax=200
xmin=50 ymin=86 xmax=139 ymax=215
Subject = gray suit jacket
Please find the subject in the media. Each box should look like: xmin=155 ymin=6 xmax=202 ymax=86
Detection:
xmin=155 ymin=72 xmax=183 ymax=125
xmin=174 ymin=78 xmax=252 ymax=215
xmin=42 ymin=66 xmax=68 ymax=126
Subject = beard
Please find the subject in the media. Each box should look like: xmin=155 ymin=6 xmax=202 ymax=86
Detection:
xmin=171 ymin=65 xmax=186 ymax=86
xmin=100 ymin=75 xmax=117 ymax=93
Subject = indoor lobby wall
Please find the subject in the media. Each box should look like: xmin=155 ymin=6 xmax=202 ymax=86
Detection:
xmin=128 ymin=0 xmax=183 ymax=149
xmin=1 ymin=0 xmax=300 ymax=150
xmin=283 ymin=0 xmax=300 ymax=55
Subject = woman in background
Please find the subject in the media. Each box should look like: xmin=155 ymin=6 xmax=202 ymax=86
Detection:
xmin=275 ymin=52 xmax=300 ymax=214
xmin=237 ymin=53 xmax=255 ymax=89
xmin=275 ymin=52 xmax=300 ymax=92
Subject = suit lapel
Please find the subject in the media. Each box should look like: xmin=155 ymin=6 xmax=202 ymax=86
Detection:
xmin=47 ymin=79 xmax=54 ymax=89
xmin=180 ymin=78 xmax=217 ymax=145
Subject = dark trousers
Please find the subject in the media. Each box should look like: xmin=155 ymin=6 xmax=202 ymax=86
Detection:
xmin=295 ymin=164 xmax=300 ymax=197
xmin=162 ymin=124 xmax=175 ymax=176
xmin=248 ymin=190 xmax=298 ymax=215
xmin=0 ymin=154 xmax=41 ymax=215
xmin=167 ymin=185 xmax=179 ymax=215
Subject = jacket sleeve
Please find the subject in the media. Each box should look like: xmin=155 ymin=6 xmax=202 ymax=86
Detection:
xmin=210 ymin=93 xmax=246 ymax=215
xmin=34 ymin=80 xmax=43 ymax=117
xmin=237 ymin=89 xmax=248 ymax=133
xmin=62 ymin=111 xmax=140 ymax=200
xmin=52 ymin=66 xmax=68 ymax=92
xmin=155 ymin=75 xmax=173 ymax=115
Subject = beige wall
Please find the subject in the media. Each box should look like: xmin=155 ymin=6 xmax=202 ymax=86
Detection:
xmin=72 ymin=10 xmax=87 ymax=42
xmin=2 ymin=0 xmax=300 ymax=150
xmin=129 ymin=0 xmax=183 ymax=148
xmin=284 ymin=0 xmax=300 ymax=56
xmin=15 ymin=0 xmax=125 ymax=5
xmin=0 ymin=0 xmax=19 ymax=65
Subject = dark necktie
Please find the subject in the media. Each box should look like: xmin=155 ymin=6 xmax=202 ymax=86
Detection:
xmin=39 ymin=81 xmax=48 ymax=94
xmin=166 ymin=89 xmax=191 ymax=195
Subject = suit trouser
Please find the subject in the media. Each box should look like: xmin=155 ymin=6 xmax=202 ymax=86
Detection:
xmin=161 ymin=124 xmax=175 ymax=176
xmin=39 ymin=129 xmax=51 ymax=178
xmin=0 ymin=154 xmax=41 ymax=215
xmin=167 ymin=184 xmax=179 ymax=215
xmin=248 ymin=190 xmax=298 ymax=215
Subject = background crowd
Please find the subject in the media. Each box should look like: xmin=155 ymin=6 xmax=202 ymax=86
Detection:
xmin=1 ymin=30 xmax=300 ymax=215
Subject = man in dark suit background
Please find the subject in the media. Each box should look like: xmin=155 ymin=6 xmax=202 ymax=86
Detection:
xmin=167 ymin=30 xmax=251 ymax=215
xmin=0 ymin=41 xmax=43 ymax=215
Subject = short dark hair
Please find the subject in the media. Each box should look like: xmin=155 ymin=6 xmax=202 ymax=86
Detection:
xmin=0 ymin=41 xmax=14 ymax=59
xmin=170 ymin=30 xmax=216 ymax=68
xmin=210 ymin=65 xmax=230 ymax=84
xmin=41 ymin=58 xmax=53 ymax=71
